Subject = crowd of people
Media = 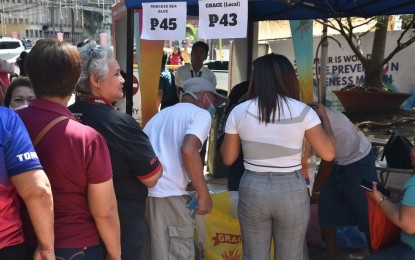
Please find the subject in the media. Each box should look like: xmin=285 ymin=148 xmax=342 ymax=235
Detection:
xmin=0 ymin=38 xmax=221 ymax=260
xmin=1 ymin=37 xmax=414 ymax=260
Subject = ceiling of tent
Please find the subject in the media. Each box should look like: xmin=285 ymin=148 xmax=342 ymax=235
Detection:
xmin=125 ymin=0 xmax=415 ymax=20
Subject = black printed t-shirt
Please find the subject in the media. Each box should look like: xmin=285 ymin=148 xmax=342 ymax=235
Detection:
xmin=69 ymin=99 xmax=161 ymax=200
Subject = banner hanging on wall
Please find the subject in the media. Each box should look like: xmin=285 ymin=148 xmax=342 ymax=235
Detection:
xmin=141 ymin=2 xmax=187 ymax=40
xmin=198 ymin=0 xmax=248 ymax=39
xmin=289 ymin=20 xmax=314 ymax=104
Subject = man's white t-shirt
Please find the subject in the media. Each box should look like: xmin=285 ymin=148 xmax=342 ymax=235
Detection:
xmin=143 ymin=103 xmax=212 ymax=197
xmin=225 ymin=98 xmax=321 ymax=172
xmin=175 ymin=64 xmax=217 ymax=87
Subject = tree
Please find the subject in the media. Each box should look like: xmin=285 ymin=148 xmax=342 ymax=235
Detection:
xmin=83 ymin=10 xmax=103 ymax=35
xmin=185 ymin=23 xmax=199 ymax=43
xmin=318 ymin=15 xmax=415 ymax=92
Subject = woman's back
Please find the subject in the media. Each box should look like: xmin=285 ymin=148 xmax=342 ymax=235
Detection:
xmin=18 ymin=99 xmax=112 ymax=248
xmin=220 ymin=53 xmax=335 ymax=260
xmin=226 ymin=98 xmax=321 ymax=172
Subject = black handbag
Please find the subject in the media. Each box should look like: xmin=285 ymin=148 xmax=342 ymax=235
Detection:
xmin=381 ymin=130 xmax=413 ymax=169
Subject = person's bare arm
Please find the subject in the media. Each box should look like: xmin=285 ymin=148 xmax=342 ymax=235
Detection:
xmin=369 ymin=184 xmax=415 ymax=234
xmin=310 ymin=160 xmax=334 ymax=204
xmin=0 ymin=59 xmax=15 ymax=73
xmin=220 ymin=133 xmax=241 ymax=166
xmin=181 ymin=134 xmax=212 ymax=215
xmin=382 ymin=202 xmax=415 ymax=234
xmin=88 ymin=179 xmax=121 ymax=260
xmin=11 ymin=169 xmax=55 ymax=260
xmin=138 ymin=166 xmax=163 ymax=188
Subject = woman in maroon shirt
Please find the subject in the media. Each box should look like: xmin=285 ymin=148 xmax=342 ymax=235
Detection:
xmin=167 ymin=46 xmax=185 ymax=66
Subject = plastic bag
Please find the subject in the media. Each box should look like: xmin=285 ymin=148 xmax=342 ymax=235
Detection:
xmin=196 ymin=192 xmax=242 ymax=260
xmin=301 ymin=140 xmax=317 ymax=194
xmin=336 ymin=226 xmax=367 ymax=250
xmin=196 ymin=191 xmax=274 ymax=260
xmin=366 ymin=191 xmax=400 ymax=251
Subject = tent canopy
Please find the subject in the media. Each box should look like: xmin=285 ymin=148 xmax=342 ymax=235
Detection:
xmin=122 ymin=0 xmax=415 ymax=117
xmin=125 ymin=0 xmax=415 ymax=20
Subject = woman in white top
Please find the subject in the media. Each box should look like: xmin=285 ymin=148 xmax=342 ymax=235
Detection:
xmin=221 ymin=53 xmax=335 ymax=260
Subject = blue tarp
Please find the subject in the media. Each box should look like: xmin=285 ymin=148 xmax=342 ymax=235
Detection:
xmin=125 ymin=0 xmax=415 ymax=20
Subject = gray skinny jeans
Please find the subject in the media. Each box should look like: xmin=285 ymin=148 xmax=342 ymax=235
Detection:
xmin=238 ymin=169 xmax=310 ymax=260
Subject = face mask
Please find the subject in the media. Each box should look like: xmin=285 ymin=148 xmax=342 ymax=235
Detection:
xmin=11 ymin=104 xmax=28 ymax=110
xmin=205 ymin=94 xmax=216 ymax=116
xmin=208 ymin=103 xmax=216 ymax=116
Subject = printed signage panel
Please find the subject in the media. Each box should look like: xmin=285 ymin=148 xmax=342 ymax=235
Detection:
xmin=142 ymin=2 xmax=187 ymax=40
xmin=268 ymin=30 xmax=415 ymax=110
xmin=198 ymin=0 xmax=247 ymax=39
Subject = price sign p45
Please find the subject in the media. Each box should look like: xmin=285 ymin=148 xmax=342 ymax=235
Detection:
xmin=199 ymin=0 xmax=247 ymax=39
xmin=142 ymin=2 xmax=187 ymax=40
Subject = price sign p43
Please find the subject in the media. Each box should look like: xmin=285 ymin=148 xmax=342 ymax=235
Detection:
xmin=199 ymin=0 xmax=247 ymax=39
xmin=142 ymin=2 xmax=187 ymax=40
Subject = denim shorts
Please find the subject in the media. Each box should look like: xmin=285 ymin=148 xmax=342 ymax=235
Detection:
xmin=318 ymin=152 xmax=377 ymax=233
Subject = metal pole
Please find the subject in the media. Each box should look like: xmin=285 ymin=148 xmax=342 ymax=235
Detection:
xmin=126 ymin=8 xmax=134 ymax=115
xmin=319 ymin=20 xmax=328 ymax=105
xmin=71 ymin=9 xmax=75 ymax=44
xmin=247 ymin=19 xmax=253 ymax=78
xmin=51 ymin=5 xmax=55 ymax=35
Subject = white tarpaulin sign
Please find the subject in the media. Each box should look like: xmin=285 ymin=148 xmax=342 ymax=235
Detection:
xmin=198 ymin=0 xmax=247 ymax=39
xmin=268 ymin=30 xmax=415 ymax=110
xmin=142 ymin=2 xmax=186 ymax=40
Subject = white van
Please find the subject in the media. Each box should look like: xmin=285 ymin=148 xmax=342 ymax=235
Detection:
xmin=0 ymin=37 xmax=25 ymax=61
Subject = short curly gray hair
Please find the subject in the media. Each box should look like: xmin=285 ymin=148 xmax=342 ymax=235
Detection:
xmin=77 ymin=40 xmax=114 ymax=95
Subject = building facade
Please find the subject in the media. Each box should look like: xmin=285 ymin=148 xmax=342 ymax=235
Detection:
xmin=0 ymin=0 xmax=114 ymax=44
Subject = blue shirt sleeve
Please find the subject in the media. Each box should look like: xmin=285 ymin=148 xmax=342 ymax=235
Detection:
xmin=1 ymin=108 xmax=42 ymax=180
xmin=401 ymin=175 xmax=415 ymax=207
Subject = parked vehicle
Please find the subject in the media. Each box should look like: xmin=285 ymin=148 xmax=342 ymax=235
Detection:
xmin=21 ymin=38 xmax=32 ymax=49
xmin=0 ymin=37 xmax=26 ymax=61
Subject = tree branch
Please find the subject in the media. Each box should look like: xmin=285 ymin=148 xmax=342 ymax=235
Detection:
xmin=382 ymin=16 xmax=415 ymax=66
xmin=335 ymin=18 xmax=367 ymax=65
